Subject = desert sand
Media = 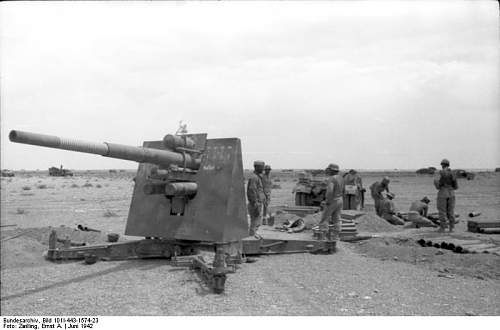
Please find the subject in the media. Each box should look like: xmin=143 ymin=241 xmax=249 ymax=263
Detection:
xmin=1 ymin=170 xmax=499 ymax=315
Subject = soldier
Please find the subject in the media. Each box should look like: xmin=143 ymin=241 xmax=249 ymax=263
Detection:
xmin=408 ymin=196 xmax=437 ymax=227
xmin=369 ymin=176 xmax=391 ymax=216
xmin=343 ymin=169 xmax=363 ymax=210
xmin=247 ymin=160 xmax=266 ymax=237
xmin=433 ymin=159 xmax=458 ymax=233
xmin=261 ymin=164 xmax=272 ymax=224
xmin=379 ymin=192 xmax=405 ymax=225
xmin=317 ymin=163 xmax=344 ymax=242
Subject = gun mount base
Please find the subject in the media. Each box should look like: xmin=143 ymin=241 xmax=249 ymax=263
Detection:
xmin=45 ymin=230 xmax=335 ymax=294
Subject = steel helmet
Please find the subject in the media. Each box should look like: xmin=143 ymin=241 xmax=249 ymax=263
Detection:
xmin=326 ymin=163 xmax=339 ymax=172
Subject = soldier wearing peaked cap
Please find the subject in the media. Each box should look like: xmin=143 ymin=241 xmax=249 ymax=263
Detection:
xmin=434 ymin=158 xmax=458 ymax=232
xmin=317 ymin=163 xmax=344 ymax=242
xmin=247 ymin=161 xmax=266 ymax=237
xmin=343 ymin=169 xmax=363 ymax=210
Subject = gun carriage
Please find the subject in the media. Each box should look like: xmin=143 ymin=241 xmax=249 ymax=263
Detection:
xmin=9 ymin=129 xmax=334 ymax=293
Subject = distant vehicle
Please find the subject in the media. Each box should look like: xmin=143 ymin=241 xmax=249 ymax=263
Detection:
xmin=49 ymin=166 xmax=73 ymax=177
xmin=495 ymin=168 xmax=500 ymax=172
xmin=454 ymin=169 xmax=475 ymax=180
xmin=1 ymin=169 xmax=15 ymax=177
xmin=293 ymin=172 xmax=328 ymax=206
xmin=305 ymin=169 xmax=325 ymax=176
xmin=416 ymin=167 xmax=436 ymax=175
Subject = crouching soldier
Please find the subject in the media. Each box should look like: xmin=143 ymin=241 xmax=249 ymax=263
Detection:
xmin=370 ymin=176 xmax=390 ymax=216
xmin=408 ymin=196 xmax=437 ymax=227
xmin=247 ymin=161 xmax=265 ymax=237
xmin=379 ymin=192 xmax=405 ymax=225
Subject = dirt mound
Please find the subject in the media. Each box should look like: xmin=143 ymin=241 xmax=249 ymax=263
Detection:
xmin=1 ymin=226 xmax=111 ymax=269
xmin=1 ymin=226 xmax=109 ymax=246
xmin=354 ymin=213 xmax=402 ymax=233
xmin=1 ymin=235 xmax=48 ymax=269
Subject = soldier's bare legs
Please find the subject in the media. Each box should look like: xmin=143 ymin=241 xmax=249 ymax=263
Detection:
xmin=384 ymin=215 xmax=405 ymax=225
xmin=248 ymin=202 xmax=262 ymax=237
xmin=262 ymin=195 xmax=270 ymax=225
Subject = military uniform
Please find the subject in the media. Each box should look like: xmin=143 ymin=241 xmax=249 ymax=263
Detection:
xmin=370 ymin=179 xmax=390 ymax=216
xmin=247 ymin=171 xmax=265 ymax=236
xmin=410 ymin=200 xmax=429 ymax=217
xmin=318 ymin=172 xmax=344 ymax=240
xmin=408 ymin=199 xmax=436 ymax=227
xmin=434 ymin=164 xmax=458 ymax=231
xmin=343 ymin=171 xmax=362 ymax=210
xmin=379 ymin=195 xmax=404 ymax=225
xmin=261 ymin=170 xmax=272 ymax=222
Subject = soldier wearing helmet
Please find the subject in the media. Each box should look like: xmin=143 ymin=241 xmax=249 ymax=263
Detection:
xmin=433 ymin=158 xmax=458 ymax=232
xmin=317 ymin=163 xmax=344 ymax=243
xmin=261 ymin=164 xmax=272 ymax=224
xmin=369 ymin=176 xmax=391 ymax=216
xmin=247 ymin=160 xmax=266 ymax=237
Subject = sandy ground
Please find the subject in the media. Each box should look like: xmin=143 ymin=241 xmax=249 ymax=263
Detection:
xmin=1 ymin=170 xmax=499 ymax=315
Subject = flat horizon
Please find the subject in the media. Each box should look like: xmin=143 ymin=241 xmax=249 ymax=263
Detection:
xmin=3 ymin=167 xmax=498 ymax=172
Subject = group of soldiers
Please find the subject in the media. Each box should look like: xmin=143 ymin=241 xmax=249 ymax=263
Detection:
xmin=246 ymin=158 xmax=459 ymax=239
xmin=246 ymin=161 xmax=273 ymax=237
xmin=368 ymin=158 xmax=458 ymax=233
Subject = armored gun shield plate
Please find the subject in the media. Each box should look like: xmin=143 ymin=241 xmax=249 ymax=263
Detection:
xmin=125 ymin=138 xmax=248 ymax=243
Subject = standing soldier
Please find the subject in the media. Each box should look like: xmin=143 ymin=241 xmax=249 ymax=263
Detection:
xmin=261 ymin=164 xmax=272 ymax=224
xmin=434 ymin=159 xmax=458 ymax=232
xmin=317 ymin=163 xmax=344 ymax=244
xmin=343 ymin=169 xmax=363 ymax=210
xmin=369 ymin=176 xmax=391 ymax=216
xmin=247 ymin=161 xmax=265 ymax=237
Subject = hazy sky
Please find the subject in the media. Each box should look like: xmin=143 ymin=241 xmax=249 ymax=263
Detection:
xmin=1 ymin=1 xmax=499 ymax=170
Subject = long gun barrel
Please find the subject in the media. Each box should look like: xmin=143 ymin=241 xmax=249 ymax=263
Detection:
xmin=9 ymin=130 xmax=200 ymax=170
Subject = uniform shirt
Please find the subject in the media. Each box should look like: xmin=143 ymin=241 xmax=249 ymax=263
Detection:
xmin=262 ymin=173 xmax=272 ymax=196
xmin=370 ymin=181 xmax=389 ymax=200
xmin=325 ymin=174 xmax=344 ymax=203
xmin=247 ymin=172 xmax=265 ymax=204
xmin=433 ymin=168 xmax=458 ymax=198
xmin=380 ymin=198 xmax=396 ymax=217
xmin=410 ymin=201 xmax=428 ymax=217
xmin=344 ymin=173 xmax=362 ymax=188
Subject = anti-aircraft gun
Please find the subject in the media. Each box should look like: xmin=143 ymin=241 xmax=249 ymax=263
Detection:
xmin=9 ymin=129 xmax=333 ymax=293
